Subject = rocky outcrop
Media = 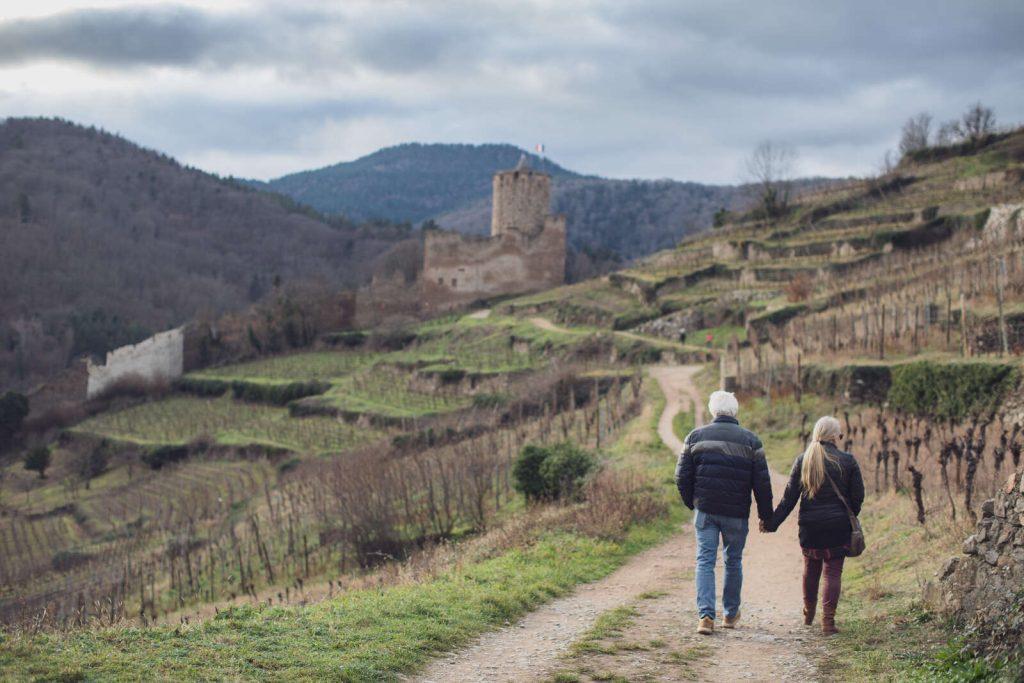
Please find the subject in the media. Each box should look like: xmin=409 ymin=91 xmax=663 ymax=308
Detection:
xmin=933 ymin=470 xmax=1024 ymax=627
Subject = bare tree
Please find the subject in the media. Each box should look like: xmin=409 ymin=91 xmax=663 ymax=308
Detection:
xmin=745 ymin=141 xmax=797 ymax=219
xmin=878 ymin=149 xmax=898 ymax=178
xmin=899 ymin=112 xmax=932 ymax=157
xmin=935 ymin=103 xmax=997 ymax=147
xmin=959 ymin=102 xmax=996 ymax=143
xmin=936 ymin=120 xmax=959 ymax=146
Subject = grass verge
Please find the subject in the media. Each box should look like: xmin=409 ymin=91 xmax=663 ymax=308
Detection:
xmin=0 ymin=522 xmax=678 ymax=682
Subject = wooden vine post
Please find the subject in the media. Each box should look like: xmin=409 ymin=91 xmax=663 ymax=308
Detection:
xmin=996 ymin=256 xmax=1009 ymax=357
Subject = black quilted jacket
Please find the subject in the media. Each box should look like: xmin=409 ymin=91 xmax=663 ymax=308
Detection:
xmin=674 ymin=416 xmax=774 ymax=520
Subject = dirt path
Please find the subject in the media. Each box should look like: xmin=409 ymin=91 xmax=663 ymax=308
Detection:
xmin=415 ymin=365 xmax=824 ymax=682
xmin=648 ymin=364 xmax=706 ymax=453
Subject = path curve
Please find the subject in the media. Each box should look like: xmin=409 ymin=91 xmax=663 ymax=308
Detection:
xmin=414 ymin=365 xmax=823 ymax=682
xmin=648 ymin=364 xmax=706 ymax=454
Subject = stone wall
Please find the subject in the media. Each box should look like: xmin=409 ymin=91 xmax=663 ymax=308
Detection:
xmin=982 ymin=202 xmax=1024 ymax=243
xmin=85 ymin=327 xmax=184 ymax=398
xmin=932 ymin=469 xmax=1024 ymax=628
xmin=491 ymin=168 xmax=551 ymax=237
xmin=421 ymin=217 xmax=566 ymax=312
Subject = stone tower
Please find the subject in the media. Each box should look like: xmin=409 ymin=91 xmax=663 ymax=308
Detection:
xmin=490 ymin=157 xmax=551 ymax=237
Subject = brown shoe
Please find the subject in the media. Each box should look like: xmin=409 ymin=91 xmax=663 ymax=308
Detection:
xmin=697 ymin=616 xmax=714 ymax=635
xmin=822 ymin=613 xmax=839 ymax=636
xmin=723 ymin=610 xmax=740 ymax=629
xmin=803 ymin=601 xmax=816 ymax=626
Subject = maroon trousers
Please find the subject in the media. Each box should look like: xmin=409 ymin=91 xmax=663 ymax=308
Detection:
xmin=802 ymin=547 xmax=845 ymax=614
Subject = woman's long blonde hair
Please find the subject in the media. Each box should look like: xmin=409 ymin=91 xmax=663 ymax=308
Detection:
xmin=801 ymin=416 xmax=842 ymax=497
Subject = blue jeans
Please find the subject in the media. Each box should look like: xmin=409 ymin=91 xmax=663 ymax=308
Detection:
xmin=694 ymin=509 xmax=748 ymax=620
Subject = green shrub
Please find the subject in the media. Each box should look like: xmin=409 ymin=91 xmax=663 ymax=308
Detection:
xmin=230 ymin=380 xmax=330 ymax=405
xmin=888 ymin=361 xmax=1018 ymax=421
xmin=176 ymin=377 xmax=229 ymax=397
xmin=513 ymin=442 xmax=597 ymax=502
xmin=540 ymin=442 xmax=597 ymax=501
xmin=437 ymin=368 xmax=466 ymax=384
xmin=141 ymin=445 xmax=190 ymax=470
xmin=322 ymin=331 xmax=367 ymax=348
xmin=513 ymin=444 xmax=550 ymax=502
xmin=23 ymin=446 xmax=51 ymax=478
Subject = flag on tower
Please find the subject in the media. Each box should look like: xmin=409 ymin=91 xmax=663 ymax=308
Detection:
xmin=535 ymin=143 xmax=545 ymax=155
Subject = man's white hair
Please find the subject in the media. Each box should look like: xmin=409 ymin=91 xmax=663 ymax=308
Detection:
xmin=708 ymin=390 xmax=739 ymax=418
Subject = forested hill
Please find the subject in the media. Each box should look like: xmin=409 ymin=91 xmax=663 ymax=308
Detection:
xmin=0 ymin=117 xmax=407 ymax=391
xmin=256 ymin=143 xmax=581 ymax=223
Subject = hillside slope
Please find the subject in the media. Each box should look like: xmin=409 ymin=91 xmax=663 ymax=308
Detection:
xmin=0 ymin=118 xmax=406 ymax=391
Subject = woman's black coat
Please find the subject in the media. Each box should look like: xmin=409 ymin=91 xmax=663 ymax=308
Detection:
xmin=769 ymin=442 xmax=865 ymax=550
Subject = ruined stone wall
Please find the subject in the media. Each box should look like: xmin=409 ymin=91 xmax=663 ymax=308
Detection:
xmin=932 ymin=469 xmax=1024 ymax=627
xmin=422 ymin=217 xmax=566 ymax=312
xmin=982 ymin=202 xmax=1024 ymax=243
xmin=86 ymin=327 xmax=184 ymax=398
xmin=491 ymin=169 xmax=551 ymax=237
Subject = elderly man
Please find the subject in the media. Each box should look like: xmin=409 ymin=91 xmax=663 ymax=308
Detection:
xmin=675 ymin=390 xmax=773 ymax=635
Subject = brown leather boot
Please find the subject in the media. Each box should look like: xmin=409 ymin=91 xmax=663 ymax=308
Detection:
xmin=821 ymin=610 xmax=839 ymax=635
xmin=697 ymin=616 xmax=714 ymax=635
xmin=803 ymin=600 xmax=816 ymax=626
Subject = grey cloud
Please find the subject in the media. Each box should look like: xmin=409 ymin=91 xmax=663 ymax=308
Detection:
xmin=0 ymin=6 xmax=265 ymax=67
xmin=1 ymin=1 xmax=1023 ymax=182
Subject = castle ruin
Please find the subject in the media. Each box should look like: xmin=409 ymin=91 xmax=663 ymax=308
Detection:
xmin=420 ymin=160 xmax=566 ymax=311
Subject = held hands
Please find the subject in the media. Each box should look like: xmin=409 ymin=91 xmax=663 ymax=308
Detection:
xmin=758 ymin=520 xmax=774 ymax=533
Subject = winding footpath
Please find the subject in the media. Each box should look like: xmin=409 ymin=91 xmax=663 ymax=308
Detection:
xmin=414 ymin=362 xmax=825 ymax=682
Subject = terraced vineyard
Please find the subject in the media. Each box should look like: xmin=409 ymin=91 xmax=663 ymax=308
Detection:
xmin=0 ymin=459 xmax=275 ymax=622
xmin=75 ymin=396 xmax=383 ymax=454
xmin=190 ymin=351 xmax=375 ymax=383
xmin=316 ymin=370 xmax=472 ymax=418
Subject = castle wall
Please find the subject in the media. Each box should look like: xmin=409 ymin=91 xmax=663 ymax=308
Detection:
xmin=422 ymin=216 xmax=566 ymax=312
xmin=491 ymin=170 xmax=551 ymax=236
xmin=86 ymin=327 xmax=184 ymax=398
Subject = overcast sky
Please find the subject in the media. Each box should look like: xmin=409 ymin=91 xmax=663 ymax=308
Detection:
xmin=1 ymin=0 xmax=1022 ymax=183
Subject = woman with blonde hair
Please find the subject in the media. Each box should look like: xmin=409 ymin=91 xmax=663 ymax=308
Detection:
xmin=766 ymin=416 xmax=864 ymax=635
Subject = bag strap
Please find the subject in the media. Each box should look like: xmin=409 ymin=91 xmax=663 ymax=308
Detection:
xmin=824 ymin=466 xmax=857 ymax=523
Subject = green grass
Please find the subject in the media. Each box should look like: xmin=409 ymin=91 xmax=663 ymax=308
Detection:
xmin=672 ymin=408 xmax=694 ymax=443
xmin=687 ymin=324 xmax=747 ymax=349
xmin=0 ymin=524 xmax=678 ymax=682
xmin=568 ymin=605 xmax=641 ymax=656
